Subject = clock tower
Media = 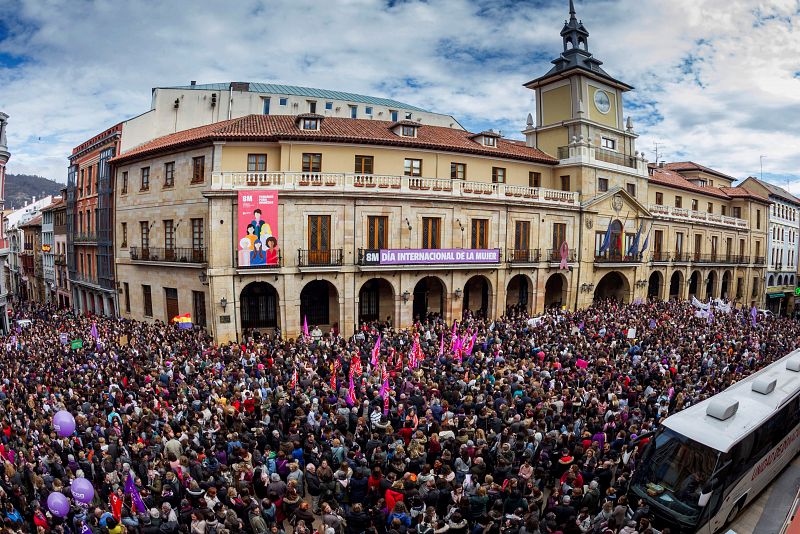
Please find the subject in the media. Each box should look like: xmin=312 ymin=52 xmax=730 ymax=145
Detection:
xmin=523 ymin=0 xmax=643 ymax=173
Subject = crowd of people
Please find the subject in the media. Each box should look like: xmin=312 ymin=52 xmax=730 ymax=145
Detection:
xmin=0 ymin=297 xmax=798 ymax=534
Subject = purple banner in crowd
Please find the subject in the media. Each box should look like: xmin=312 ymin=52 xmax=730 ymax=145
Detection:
xmin=362 ymin=248 xmax=500 ymax=266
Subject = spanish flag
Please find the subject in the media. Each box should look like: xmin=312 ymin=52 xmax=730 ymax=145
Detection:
xmin=172 ymin=313 xmax=193 ymax=330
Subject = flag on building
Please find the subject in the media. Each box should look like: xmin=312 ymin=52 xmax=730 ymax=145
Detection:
xmin=599 ymin=219 xmax=613 ymax=253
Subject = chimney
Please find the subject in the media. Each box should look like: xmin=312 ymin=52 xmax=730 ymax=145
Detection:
xmin=658 ymin=161 xmax=665 ymax=168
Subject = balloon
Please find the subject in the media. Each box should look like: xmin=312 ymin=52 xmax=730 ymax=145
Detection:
xmin=70 ymin=477 xmax=94 ymax=504
xmin=47 ymin=492 xmax=70 ymax=517
xmin=53 ymin=410 xmax=76 ymax=437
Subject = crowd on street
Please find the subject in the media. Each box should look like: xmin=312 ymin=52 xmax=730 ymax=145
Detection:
xmin=0 ymin=297 xmax=799 ymax=534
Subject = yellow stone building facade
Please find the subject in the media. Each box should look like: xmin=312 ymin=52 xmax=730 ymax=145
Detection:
xmin=111 ymin=4 xmax=769 ymax=342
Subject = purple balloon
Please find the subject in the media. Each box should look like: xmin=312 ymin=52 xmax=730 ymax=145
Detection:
xmin=47 ymin=492 xmax=70 ymax=517
xmin=53 ymin=410 xmax=75 ymax=437
xmin=70 ymin=477 xmax=94 ymax=504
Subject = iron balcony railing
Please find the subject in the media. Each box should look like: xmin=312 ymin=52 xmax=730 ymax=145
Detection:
xmin=73 ymin=233 xmax=97 ymax=243
xmin=595 ymin=251 xmax=643 ymax=263
xmin=547 ymin=248 xmax=576 ymax=263
xmin=755 ymin=256 xmax=766 ymax=265
xmin=651 ymin=251 xmax=669 ymax=262
xmin=129 ymin=246 xmax=207 ymax=263
xmin=506 ymin=249 xmax=541 ymax=264
xmin=298 ymin=249 xmax=343 ymax=267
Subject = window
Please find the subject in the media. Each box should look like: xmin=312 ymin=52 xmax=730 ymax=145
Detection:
xmin=675 ymin=196 xmax=682 ymax=208
xmin=140 ymin=167 xmax=150 ymax=191
xmin=87 ymin=166 xmax=93 ymax=195
xmin=626 ymin=183 xmax=636 ymax=196
xmin=164 ymin=220 xmax=175 ymax=258
xmin=675 ymin=232 xmax=684 ymax=254
xmin=484 ymin=136 xmax=497 ymax=147
xmin=755 ymin=241 xmax=761 ymax=258
xmin=733 ymin=206 xmax=742 ymax=218
xmin=471 ymin=219 xmax=488 ymax=249
xmin=142 ymin=285 xmax=153 ymax=317
xmin=421 ymin=217 xmax=441 ymax=249
xmin=492 ymin=167 xmax=506 ymax=184
xmin=752 ymin=277 xmax=759 ymax=297
xmin=365 ymin=106 xmax=373 ymax=115
xmin=707 ymin=202 xmax=713 ymax=213
xmin=192 ymin=291 xmax=207 ymax=328
xmin=164 ymin=162 xmax=175 ymax=187
xmin=121 ymin=223 xmax=127 ymax=248
xmin=262 ymin=97 xmax=270 ymax=115
xmin=121 ymin=171 xmax=128 ymax=194
xmin=601 ymin=137 xmax=616 ymax=150
xmin=451 ymin=162 xmax=466 ymax=180
xmin=757 ymin=209 xmax=762 ymax=229
xmin=349 ymin=105 xmax=357 ymax=118
xmin=308 ymin=215 xmax=331 ymax=264
xmin=367 ymin=216 xmax=388 ymax=249
xmin=514 ymin=220 xmax=530 ymax=251
xmin=404 ymin=158 xmax=422 ymax=177
xmin=302 ymin=153 xmax=322 ymax=173
xmin=164 ymin=287 xmax=179 ymax=322
xmin=247 ymin=154 xmax=267 ymax=172
xmin=279 ymin=97 xmax=288 ymax=106
xmin=401 ymin=125 xmax=417 ymax=137
xmin=560 ymin=175 xmax=570 ymax=191
xmin=325 ymin=101 xmax=333 ymax=111
xmin=191 ymin=156 xmax=205 ymax=183
xmin=552 ymin=223 xmax=567 ymax=256
xmin=405 ymin=112 xmax=413 ymax=120
xmin=529 ymin=172 xmax=541 ymax=188
xmin=691 ymin=199 xmax=698 ymax=211
xmin=390 ymin=110 xmax=398 ymax=122
xmin=79 ymin=169 xmax=84 ymax=197
xmin=307 ymin=101 xmax=317 ymax=113
xmin=722 ymin=205 xmax=727 ymax=216
xmin=354 ymin=155 xmax=374 ymax=174
xmin=655 ymin=192 xmax=663 ymax=205
xmin=694 ymin=234 xmax=702 ymax=259
xmin=191 ymin=218 xmax=204 ymax=252
xmin=598 ymin=178 xmax=609 ymax=192
xmin=123 ymin=282 xmax=130 ymax=313
xmin=302 ymin=118 xmax=319 ymax=130
xmin=140 ymin=221 xmax=149 ymax=249
xmin=708 ymin=179 xmax=713 ymax=187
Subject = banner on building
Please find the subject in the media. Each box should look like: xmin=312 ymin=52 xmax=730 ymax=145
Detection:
xmin=237 ymin=190 xmax=279 ymax=267
xmin=360 ymin=248 xmax=500 ymax=266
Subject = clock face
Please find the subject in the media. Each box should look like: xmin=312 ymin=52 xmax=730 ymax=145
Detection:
xmin=594 ymin=90 xmax=611 ymax=114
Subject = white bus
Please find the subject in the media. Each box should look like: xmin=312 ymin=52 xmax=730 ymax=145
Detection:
xmin=628 ymin=350 xmax=800 ymax=533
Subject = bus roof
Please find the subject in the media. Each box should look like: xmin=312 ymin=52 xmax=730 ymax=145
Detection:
xmin=662 ymin=350 xmax=800 ymax=453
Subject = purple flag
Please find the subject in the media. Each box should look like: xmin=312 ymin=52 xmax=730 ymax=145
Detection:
xmin=81 ymin=523 xmax=92 ymax=534
xmin=124 ymin=472 xmax=147 ymax=513
xmin=750 ymin=306 xmax=757 ymax=327
xmin=303 ymin=316 xmax=309 ymax=338
xmin=379 ymin=378 xmax=389 ymax=399
xmin=346 ymin=373 xmax=356 ymax=406
xmin=90 ymin=321 xmax=98 ymax=340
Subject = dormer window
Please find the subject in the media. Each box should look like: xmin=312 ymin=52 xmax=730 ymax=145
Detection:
xmin=472 ymin=130 xmax=500 ymax=147
xmin=302 ymin=118 xmax=319 ymax=130
xmin=484 ymin=136 xmax=497 ymax=147
xmin=401 ymin=125 xmax=417 ymax=137
xmin=296 ymin=113 xmax=324 ymax=131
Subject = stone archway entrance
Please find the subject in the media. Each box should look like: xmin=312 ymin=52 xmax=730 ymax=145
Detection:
xmin=506 ymin=274 xmax=531 ymax=313
xmin=594 ymin=271 xmax=630 ymax=303
xmin=463 ymin=275 xmax=491 ymax=318
xmin=544 ymin=273 xmax=567 ymax=308
xmin=240 ymin=282 xmax=279 ymax=330
xmin=648 ymin=271 xmax=663 ymax=300
xmin=412 ymin=276 xmax=445 ymax=321
xmin=688 ymin=271 xmax=700 ymax=298
xmin=300 ymin=280 xmax=340 ymax=332
xmin=358 ymin=278 xmax=394 ymax=326
xmin=669 ymin=271 xmax=683 ymax=300
xmin=706 ymin=271 xmax=717 ymax=299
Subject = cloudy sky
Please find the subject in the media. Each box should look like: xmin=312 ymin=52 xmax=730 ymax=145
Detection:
xmin=1 ymin=0 xmax=799 ymax=189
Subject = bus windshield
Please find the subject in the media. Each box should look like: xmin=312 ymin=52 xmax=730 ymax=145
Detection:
xmin=631 ymin=428 xmax=720 ymax=523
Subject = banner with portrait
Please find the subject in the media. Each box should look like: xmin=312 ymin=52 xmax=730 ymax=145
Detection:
xmin=237 ymin=191 xmax=279 ymax=267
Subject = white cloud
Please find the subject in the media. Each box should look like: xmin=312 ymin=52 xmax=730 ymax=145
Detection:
xmin=0 ymin=0 xmax=799 ymax=188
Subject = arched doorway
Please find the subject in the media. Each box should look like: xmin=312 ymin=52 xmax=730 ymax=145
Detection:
xmin=721 ymin=271 xmax=732 ymax=299
xmin=669 ymin=271 xmax=683 ymax=300
xmin=241 ymin=282 xmax=280 ymax=330
xmin=358 ymin=278 xmax=394 ymax=326
xmin=506 ymin=274 xmax=531 ymax=313
xmin=648 ymin=271 xmax=663 ymax=300
xmin=300 ymin=280 xmax=340 ymax=332
xmin=688 ymin=271 xmax=700 ymax=298
xmin=412 ymin=276 xmax=445 ymax=321
xmin=463 ymin=275 xmax=491 ymax=318
xmin=544 ymin=273 xmax=567 ymax=308
xmin=768 ymin=274 xmax=775 ymax=287
xmin=705 ymin=271 xmax=717 ymax=299
xmin=594 ymin=271 xmax=630 ymax=303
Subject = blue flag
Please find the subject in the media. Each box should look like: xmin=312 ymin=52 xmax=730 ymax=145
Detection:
xmin=599 ymin=219 xmax=613 ymax=254
xmin=627 ymin=222 xmax=645 ymax=256
xmin=640 ymin=224 xmax=652 ymax=253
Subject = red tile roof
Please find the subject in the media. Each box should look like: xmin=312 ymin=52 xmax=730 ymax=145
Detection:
xmin=650 ymin=168 xmax=770 ymax=203
xmin=663 ymin=161 xmax=736 ymax=182
xmin=114 ymin=115 xmax=559 ymax=165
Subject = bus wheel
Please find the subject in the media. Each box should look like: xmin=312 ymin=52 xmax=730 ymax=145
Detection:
xmin=726 ymin=501 xmax=743 ymax=524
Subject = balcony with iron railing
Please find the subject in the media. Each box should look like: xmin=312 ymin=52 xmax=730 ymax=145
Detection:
xmin=546 ymin=248 xmax=576 ymax=263
xmin=298 ymin=249 xmax=343 ymax=268
xmin=506 ymin=249 xmax=541 ymax=264
xmin=129 ymin=246 xmax=207 ymax=264
xmin=595 ymin=251 xmax=643 ymax=264
xmin=649 ymin=204 xmax=749 ymax=230
xmin=755 ymin=256 xmax=766 ymax=266
xmin=214 ymin=172 xmax=580 ymax=207
xmin=73 ymin=233 xmax=97 ymax=244
xmin=70 ymin=272 xmax=100 ymax=286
